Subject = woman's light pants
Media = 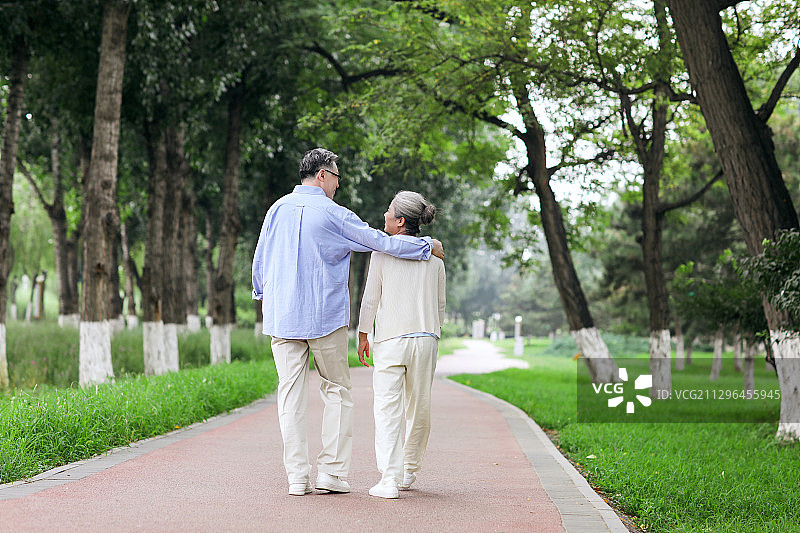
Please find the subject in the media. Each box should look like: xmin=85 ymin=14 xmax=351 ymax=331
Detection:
xmin=271 ymin=326 xmax=353 ymax=485
xmin=372 ymin=336 xmax=438 ymax=484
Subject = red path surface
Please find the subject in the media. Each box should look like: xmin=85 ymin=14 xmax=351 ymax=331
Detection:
xmin=1 ymin=343 xmax=627 ymax=532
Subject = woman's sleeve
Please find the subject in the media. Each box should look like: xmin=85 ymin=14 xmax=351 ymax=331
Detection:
xmin=438 ymin=260 xmax=446 ymax=327
xmin=358 ymin=253 xmax=383 ymax=334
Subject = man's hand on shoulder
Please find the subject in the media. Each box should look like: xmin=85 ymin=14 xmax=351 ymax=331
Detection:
xmin=431 ymin=238 xmax=445 ymax=260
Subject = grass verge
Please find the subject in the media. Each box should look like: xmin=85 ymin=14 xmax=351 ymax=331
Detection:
xmin=451 ymin=337 xmax=799 ymax=533
xmin=0 ymin=359 xmax=278 ymax=484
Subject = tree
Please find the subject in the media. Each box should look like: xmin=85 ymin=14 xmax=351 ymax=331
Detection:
xmin=0 ymin=11 xmax=31 ymax=387
xmin=17 ymin=127 xmax=81 ymax=327
xmin=79 ymin=0 xmax=130 ymax=386
xmin=673 ymin=252 xmax=768 ymax=391
xmin=15 ymin=2 xmax=105 ymax=330
xmin=326 ymin=0 xmax=620 ymax=381
xmin=208 ymin=80 xmax=244 ymax=363
xmin=140 ymin=119 xmax=167 ymax=374
xmin=667 ymin=0 xmax=800 ymax=439
xmin=559 ymin=0 xmax=738 ymax=396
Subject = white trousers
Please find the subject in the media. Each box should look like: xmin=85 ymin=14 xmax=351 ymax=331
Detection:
xmin=271 ymin=326 xmax=353 ymax=484
xmin=372 ymin=335 xmax=438 ymax=484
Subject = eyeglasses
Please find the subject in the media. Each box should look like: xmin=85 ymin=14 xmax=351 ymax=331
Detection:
xmin=324 ymin=168 xmax=340 ymax=179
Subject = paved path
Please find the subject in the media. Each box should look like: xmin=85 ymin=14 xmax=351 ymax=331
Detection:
xmin=436 ymin=338 xmax=529 ymax=376
xmin=0 ymin=340 xmax=627 ymax=532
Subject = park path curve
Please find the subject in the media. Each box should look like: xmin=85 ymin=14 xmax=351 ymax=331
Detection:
xmin=435 ymin=337 xmax=530 ymax=376
xmin=0 ymin=340 xmax=626 ymax=533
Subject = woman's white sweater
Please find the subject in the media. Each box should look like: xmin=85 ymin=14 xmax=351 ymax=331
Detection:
xmin=358 ymin=250 xmax=446 ymax=343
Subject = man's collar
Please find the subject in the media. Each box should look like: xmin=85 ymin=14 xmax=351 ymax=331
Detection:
xmin=293 ymin=184 xmax=326 ymax=195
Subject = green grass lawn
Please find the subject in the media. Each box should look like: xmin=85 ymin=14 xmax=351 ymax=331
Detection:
xmin=451 ymin=336 xmax=799 ymax=533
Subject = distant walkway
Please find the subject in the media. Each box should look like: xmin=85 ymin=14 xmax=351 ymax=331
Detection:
xmin=436 ymin=337 xmax=529 ymax=376
xmin=0 ymin=341 xmax=626 ymax=532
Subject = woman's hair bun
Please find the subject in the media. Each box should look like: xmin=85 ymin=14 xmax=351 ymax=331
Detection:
xmin=420 ymin=204 xmax=437 ymax=225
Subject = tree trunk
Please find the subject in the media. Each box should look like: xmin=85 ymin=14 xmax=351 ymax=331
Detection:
xmin=142 ymin=123 xmax=167 ymax=375
xmin=204 ymin=209 xmax=214 ymax=328
xmin=668 ymin=0 xmax=800 ymax=439
xmin=183 ymin=178 xmax=201 ymax=332
xmin=108 ymin=224 xmax=124 ymax=332
xmin=743 ymin=338 xmax=755 ymax=397
xmin=79 ymin=0 xmax=130 ymax=386
xmin=733 ymin=328 xmax=743 ymax=372
xmin=510 ymin=76 xmax=618 ymax=384
xmin=44 ymin=123 xmax=81 ymax=327
xmin=210 ymin=83 xmax=244 ymax=364
xmin=639 ymin=87 xmax=671 ymax=399
xmin=685 ymin=336 xmax=693 ymax=366
xmin=0 ymin=36 xmax=29 ymax=388
xmin=675 ymin=312 xmax=685 ymax=371
xmin=120 ymin=221 xmax=138 ymax=328
xmin=161 ymin=121 xmax=190 ymax=371
xmin=9 ymin=279 xmax=18 ymax=321
xmin=710 ymin=328 xmax=723 ymax=381
xmin=25 ymin=269 xmax=35 ymax=322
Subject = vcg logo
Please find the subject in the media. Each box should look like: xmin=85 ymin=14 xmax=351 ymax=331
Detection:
xmin=591 ymin=368 xmax=652 ymax=414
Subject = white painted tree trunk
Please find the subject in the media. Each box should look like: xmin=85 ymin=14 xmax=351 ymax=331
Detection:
xmin=649 ymin=329 xmax=671 ymax=400
xmin=0 ymin=324 xmax=8 ymax=388
xmin=79 ymin=321 xmax=114 ymax=386
xmin=163 ymin=323 xmax=180 ymax=372
xmin=109 ymin=315 xmax=125 ymax=334
xmin=125 ymin=314 xmax=139 ymax=329
xmin=571 ymin=327 xmax=618 ymax=383
xmin=733 ymin=331 xmax=743 ymax=372
xmin=9 ymin=303 xmax=16 ymax=321
xmin=210 ymin=324 xmax=232 ymax=364
xmin=771 ymin=330 xmax=800 ymax=441
xmin=743 ymin=339 xmax=755 ymax=396
xmin=254 ymin=320 xmax=262 ymax=337
xmin=675 ymin=330 xmax=685 ymax=371
xmin=186 ymin=314 xmax=202 ymax=332
xmin=204 ymin=315 xmax=213 ymax=329
xmin=710 ymin=329 xmax=723 ymax=381
xmin=143 ymin=320 xmax=167 ymax=376
xmin=58 ymin=313 xmax=81 ymax=328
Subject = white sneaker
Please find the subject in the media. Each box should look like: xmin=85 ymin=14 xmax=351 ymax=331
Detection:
xmin=369 ymin=479 xmax=399 ymax=499
xmin=288 ymin=481 xmax=313 ymax=496
xmin=315 ymin=472 xmax=351 ymax=493
xmin=399 ymin=472 xmax=416 ymax=490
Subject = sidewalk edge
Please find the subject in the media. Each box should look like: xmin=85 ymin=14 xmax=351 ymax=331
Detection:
xmin=443 ymin=377 xmax=628 ymax=533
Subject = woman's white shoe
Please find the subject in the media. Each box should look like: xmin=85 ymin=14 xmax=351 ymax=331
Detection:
xmin=399 ymin=472 xmax=416 ymax=490
xmin=369 ymin=480 xmax=399 ymax=499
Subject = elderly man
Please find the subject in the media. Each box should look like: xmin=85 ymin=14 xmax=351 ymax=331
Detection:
xmin=252 ymin=148 xmax=443 ymax=496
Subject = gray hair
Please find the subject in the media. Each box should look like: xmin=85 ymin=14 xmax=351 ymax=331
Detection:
xmin=392 ymin=190 xmax=436 ymax=236
xmin=299 ymin=148 xmax=339 ymax=182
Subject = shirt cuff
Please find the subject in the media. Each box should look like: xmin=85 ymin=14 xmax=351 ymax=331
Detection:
xmin=252 ymin=289 xmax=262 ymax=300
xmin=394 ymin=234 xmax=432 ymax=260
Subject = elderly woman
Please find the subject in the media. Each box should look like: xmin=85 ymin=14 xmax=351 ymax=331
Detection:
xmin=357 ymin=191 xmax=446 ymax=499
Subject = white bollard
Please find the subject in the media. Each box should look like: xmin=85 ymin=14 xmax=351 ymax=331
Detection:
xmin=514 ymin=316 xmax=524 ymax=356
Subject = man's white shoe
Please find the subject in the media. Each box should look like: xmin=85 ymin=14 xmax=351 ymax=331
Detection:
xmin=288 ymin=480 xmax=313 ymax=496
xmin=399 ymin=472 xmax=416 ymax=490
xmin=369 ymin=479 xmax=399 ymax=499
xmin=315 ymin=472 xmax=351 ymax=493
